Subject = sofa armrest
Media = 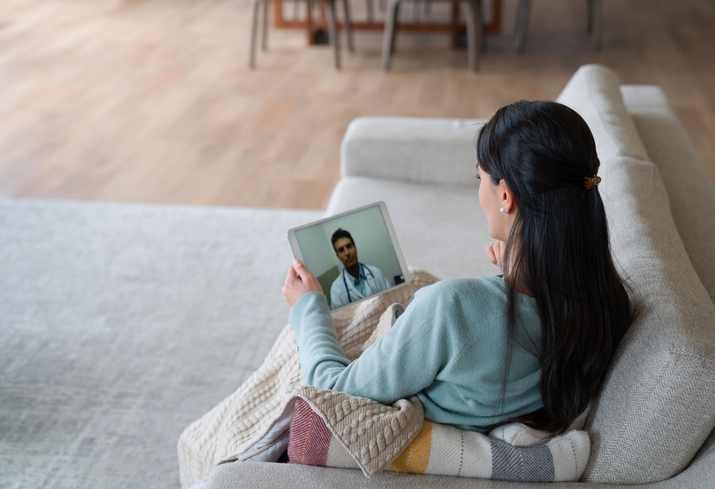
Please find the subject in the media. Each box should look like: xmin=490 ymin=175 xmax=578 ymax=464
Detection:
xmin=204 ymin=461 xmax=590 ymax=488
xmin=340 ymin=117 xmax=482 ymax=186
xmin=657 ymin=427 xmax=715 ymax=489
xmin=621 ymin=84 xmax=715 ymax=304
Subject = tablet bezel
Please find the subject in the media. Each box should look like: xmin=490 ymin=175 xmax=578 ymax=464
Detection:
xmin=287 ymin=201 xmax=411 ymax=311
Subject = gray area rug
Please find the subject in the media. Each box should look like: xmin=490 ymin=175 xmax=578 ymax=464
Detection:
xmin=0 ymin=198 xmax=322 ymax=489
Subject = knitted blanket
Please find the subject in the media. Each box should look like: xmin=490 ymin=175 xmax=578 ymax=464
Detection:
xmin=177 ymin=269 xmax=440 ymax=489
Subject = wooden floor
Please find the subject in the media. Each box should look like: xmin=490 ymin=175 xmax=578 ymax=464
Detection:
xmin=1 ymin=0 xmax=714 ymax=210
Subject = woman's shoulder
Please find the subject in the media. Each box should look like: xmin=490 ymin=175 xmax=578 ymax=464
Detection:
xmin=414 ymin=275 xmax=508 ymax=306
xmin=415 ymin=275 xmax=538 ymax=315
xmin=420 ymin=275 xmax=506 ymax=294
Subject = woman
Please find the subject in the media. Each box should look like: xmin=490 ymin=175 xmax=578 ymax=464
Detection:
xmin=283 ymin=100 xmax=634 ymax=435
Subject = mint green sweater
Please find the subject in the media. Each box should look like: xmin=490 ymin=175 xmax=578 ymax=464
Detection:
xmin=289 ymin=275 xmax=544 ymax=433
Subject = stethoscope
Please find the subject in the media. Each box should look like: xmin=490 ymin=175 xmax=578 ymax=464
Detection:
xmin=341 ymin=263 xmax=375 ymax=303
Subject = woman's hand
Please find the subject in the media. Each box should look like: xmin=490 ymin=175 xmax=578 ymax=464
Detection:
xmin=283 ymin=260 xmax=324 ymax=308
xmin=485 ymin=240 xmax=507 ymax=270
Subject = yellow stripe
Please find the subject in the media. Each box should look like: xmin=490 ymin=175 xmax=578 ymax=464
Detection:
xmin=387 ymin=421 xmax=433 ymax=474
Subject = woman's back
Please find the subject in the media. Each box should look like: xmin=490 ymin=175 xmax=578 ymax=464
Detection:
xmin=289 ymin=275 xmax=544 ymax=433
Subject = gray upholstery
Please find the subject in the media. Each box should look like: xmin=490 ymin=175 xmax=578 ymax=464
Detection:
xmin=340 ymin=117 xmax=481 ymax=186
xmin=621 ymin=85 xmax=715 ymax=303
xmin=206 ymin=461 xmax=590 ymax=488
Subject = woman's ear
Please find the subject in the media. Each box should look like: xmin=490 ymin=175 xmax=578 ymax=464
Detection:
xmin=500 ymin=180 xmax=517 ymax=214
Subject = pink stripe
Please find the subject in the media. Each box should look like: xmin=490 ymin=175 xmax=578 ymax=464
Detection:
xmin=288 ymin=398 xmax=332 ymax=466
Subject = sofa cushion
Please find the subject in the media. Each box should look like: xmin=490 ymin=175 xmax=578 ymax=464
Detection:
xmin=205 ymin=460 xmax=588 ymax=489
xmin=556 ymin=64 xmax=715 ymax=484
xmin=340 ymin=117 xmax=480 ymax=186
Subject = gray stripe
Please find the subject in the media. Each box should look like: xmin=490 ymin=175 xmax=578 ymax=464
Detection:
xmin=490 ymin=438 xmax=555 ymax=482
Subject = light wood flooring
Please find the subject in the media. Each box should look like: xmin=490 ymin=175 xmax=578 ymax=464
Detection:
xmin=1 ymin=0 xmax=714 ymax=209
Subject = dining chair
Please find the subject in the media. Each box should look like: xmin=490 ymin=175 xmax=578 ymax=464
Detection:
xmin=249 ymin=0 xmax=354 ymax=69
xmin=515 ymin=0 xmax=602 ymax=51
xmin=381 ymin=0 xmax=484 ymax=72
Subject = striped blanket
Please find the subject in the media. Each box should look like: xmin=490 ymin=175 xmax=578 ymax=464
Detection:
xmin=288 ymin=387 xmax=590 ymax=482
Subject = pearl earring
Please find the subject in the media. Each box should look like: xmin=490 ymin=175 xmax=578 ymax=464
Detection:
xmin=499 ymin=208 xmax=505 ymax=213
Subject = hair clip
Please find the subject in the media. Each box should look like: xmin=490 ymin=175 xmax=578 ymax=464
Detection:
xmin=585 ymin=175 xmax=601 ymax=189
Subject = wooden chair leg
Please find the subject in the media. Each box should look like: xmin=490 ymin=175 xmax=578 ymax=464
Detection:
xmin=249 ymin=0 xmax=261 ymax=67
xmin=261 ymin=1 xmax=269 ymax=51
xmin=590 ymin=0 xmax=603 ymax=50
xmin=515 ymin=0 xmax=530 ymax=52
xmin=342 ymin=0 xmax=354 ymax=52
xmin=381 ymin=0 xmax=400 ymax=70
xmin=326 ymin=0 xmax=341 ymax=69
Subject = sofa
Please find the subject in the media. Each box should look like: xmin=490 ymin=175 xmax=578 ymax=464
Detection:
xmin=189 ymin=64 xmax=715 ymax=488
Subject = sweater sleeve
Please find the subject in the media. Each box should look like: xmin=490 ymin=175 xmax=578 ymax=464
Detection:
xmin=289 ymin=288 xmax=451 ymax=405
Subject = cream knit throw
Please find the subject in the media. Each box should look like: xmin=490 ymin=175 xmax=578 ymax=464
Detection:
xmin=177 ymin=269 xmax=440 ymax=489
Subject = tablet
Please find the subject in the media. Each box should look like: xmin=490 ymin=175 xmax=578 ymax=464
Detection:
xmin=287 ymin=201 xmax=411 ymax=311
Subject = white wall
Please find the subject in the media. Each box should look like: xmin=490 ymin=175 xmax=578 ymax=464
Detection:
xmin=294 ymin=225 xmax=337 ymax=277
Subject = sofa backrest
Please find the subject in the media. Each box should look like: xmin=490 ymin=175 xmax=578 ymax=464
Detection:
xmin=620 ymin=84 xmax=715 ymax=304
xmin=556 ymin=64 xmax=715 ymax=484
xmin=340 ymin=117 xmax=480 ymax=186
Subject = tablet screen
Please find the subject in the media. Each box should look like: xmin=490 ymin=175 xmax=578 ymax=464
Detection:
xmin=287 ymin=202 xmax=411 ymax=310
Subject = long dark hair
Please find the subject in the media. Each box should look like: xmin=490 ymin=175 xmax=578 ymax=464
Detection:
xmin=477 ymin=100 xmax=634 ymax=434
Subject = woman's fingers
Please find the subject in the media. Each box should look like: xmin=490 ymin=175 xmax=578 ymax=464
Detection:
xmin=283 ymin=263 xmax=302 ymax=306
xmin=485 ymin=242 xmax=498 ymax=265
xmin=292 ymin=260 xmax=308 ymax=280
xmin=494 ymin=240 xmax=505 ymax=269
xmin=293 ymin=261 xmax=321 ymax=291
xmin=283 ymin=261 xmax=324 ymax=308
xmin=486 ymin=240 xmax=506 ymax=270
xmin=285 ymin=264 xmax=299 ymax=283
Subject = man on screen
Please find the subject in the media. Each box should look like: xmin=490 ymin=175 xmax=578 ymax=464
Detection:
xmin=329 ymin=228 xmax=391 ymax=310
